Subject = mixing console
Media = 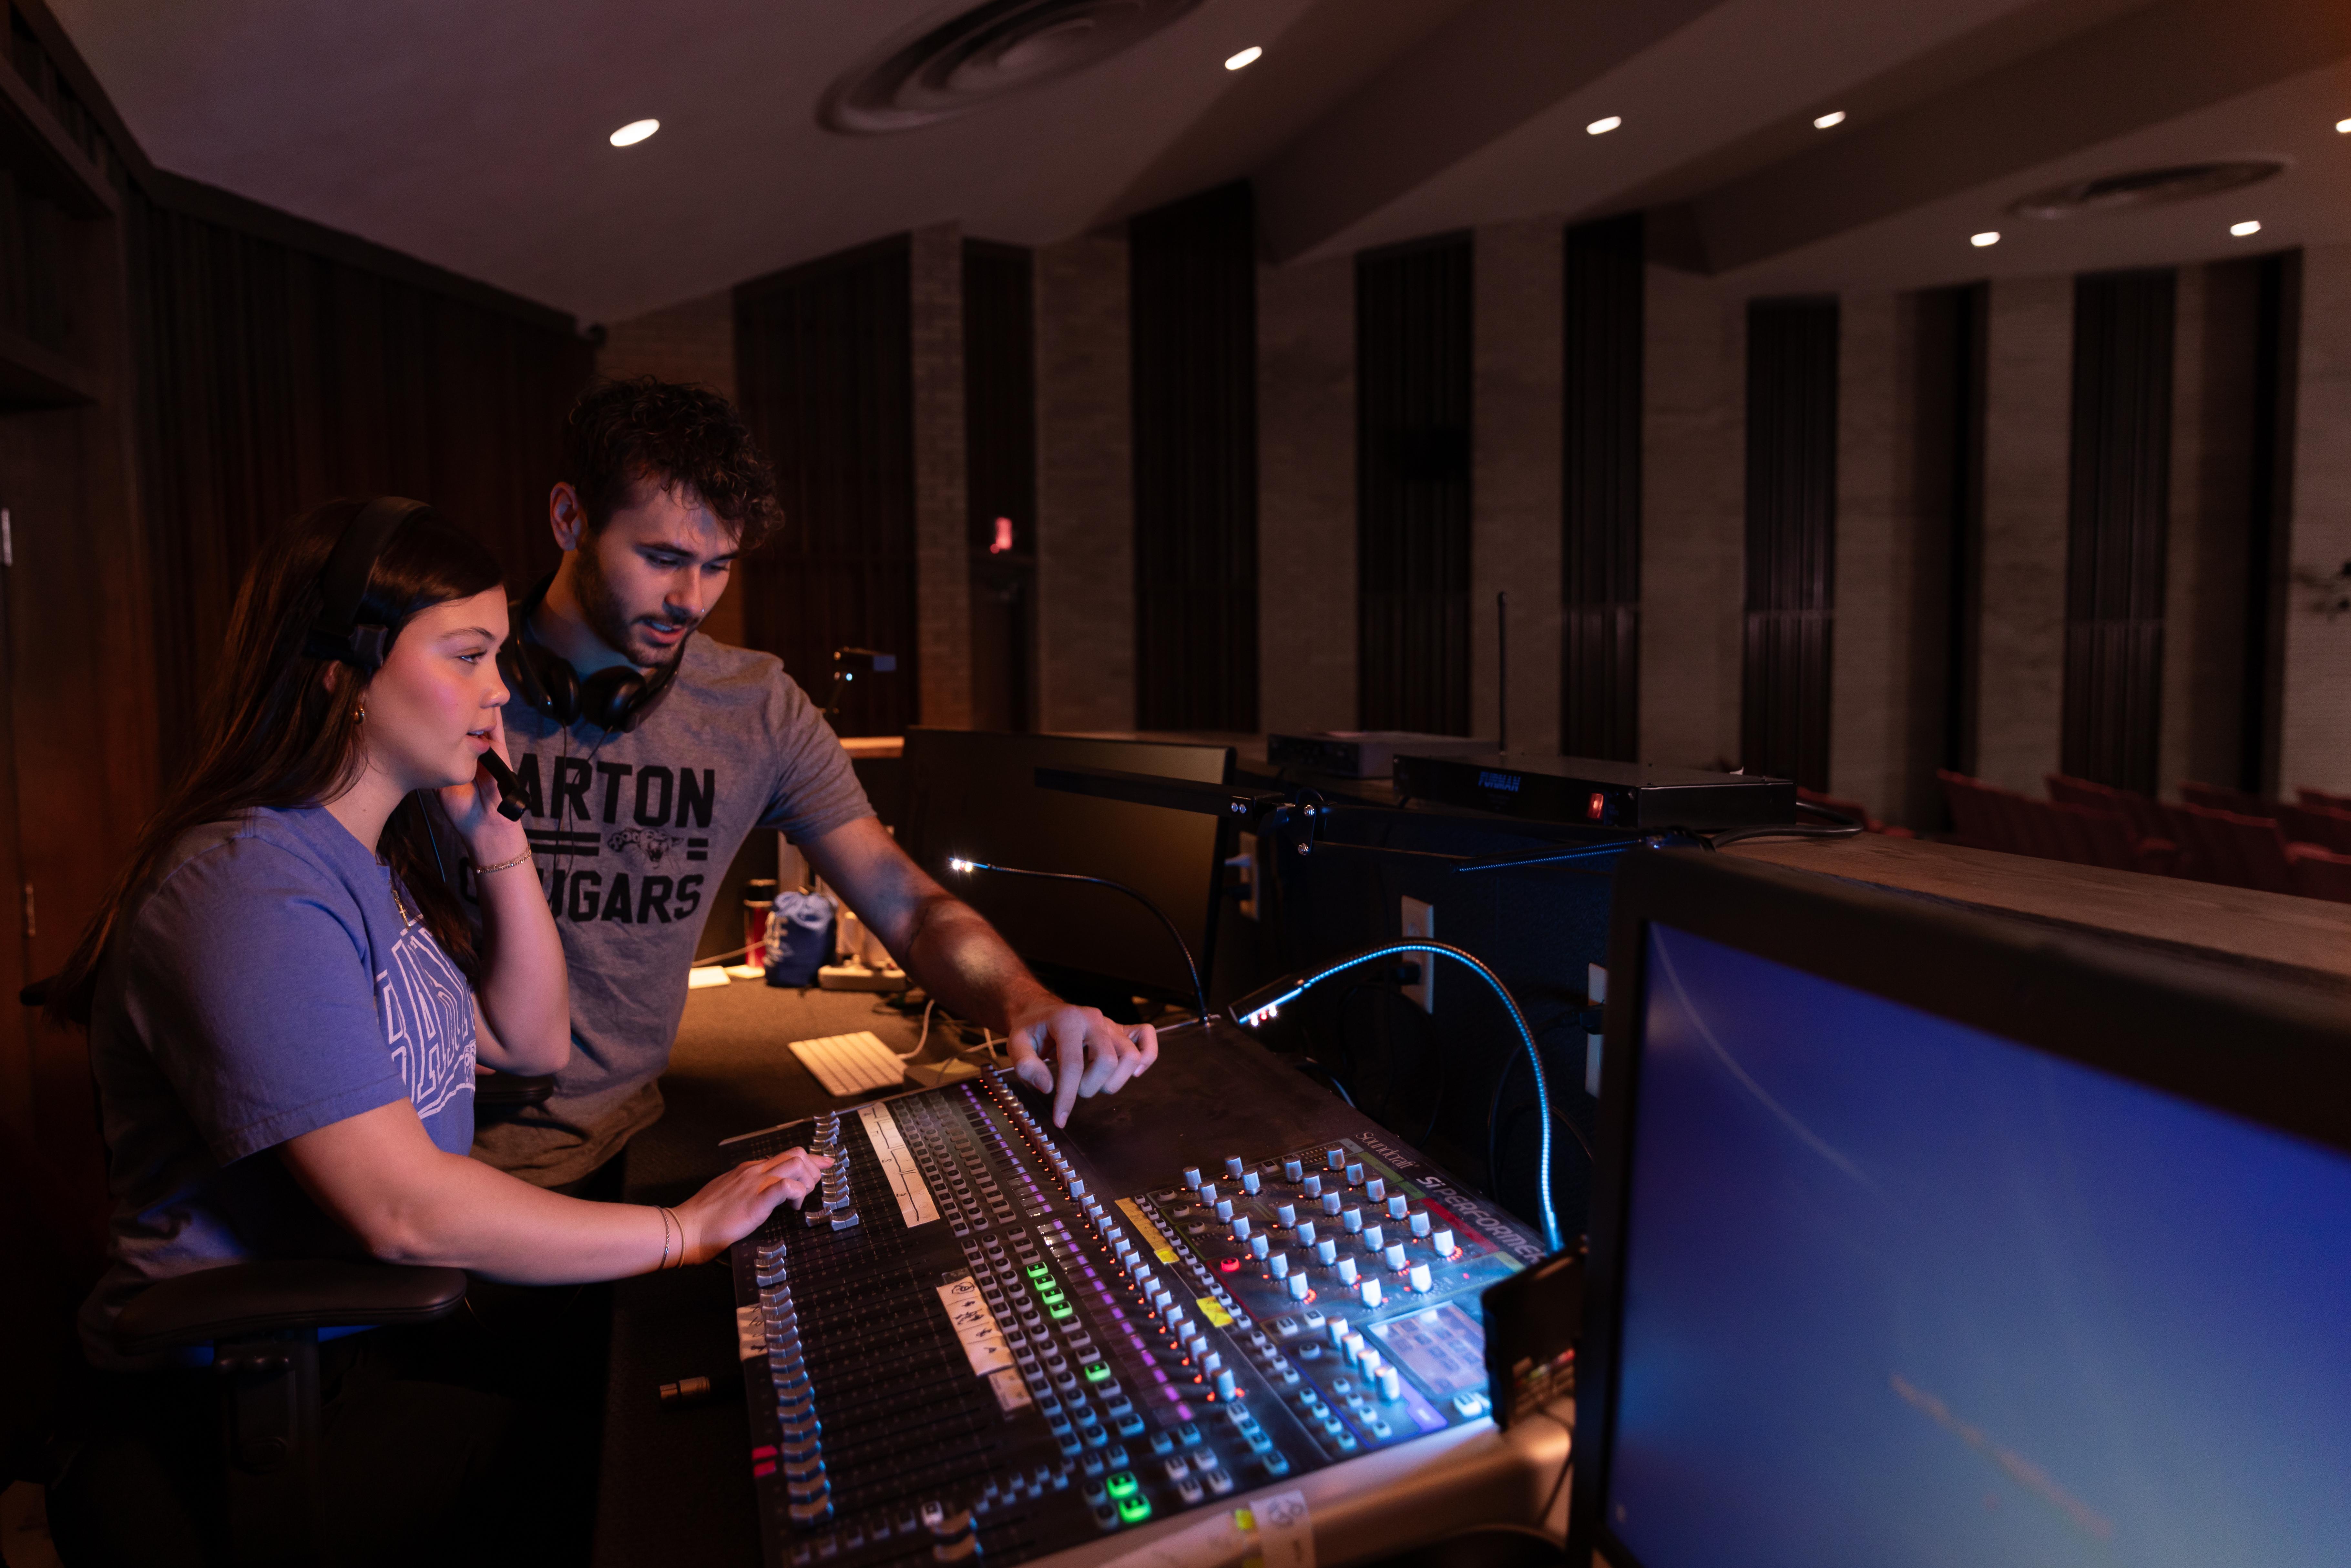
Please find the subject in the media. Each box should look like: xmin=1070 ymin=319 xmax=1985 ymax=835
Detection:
xmin=724 ymin=1062 xmax=1545 ymax=1568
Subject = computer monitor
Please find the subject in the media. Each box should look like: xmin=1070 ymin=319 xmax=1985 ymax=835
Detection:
xmin=1572 ymin=848 xmax=2351 ymax=1568
xmin=898 ymin=729 xmax=1234 ymax=1011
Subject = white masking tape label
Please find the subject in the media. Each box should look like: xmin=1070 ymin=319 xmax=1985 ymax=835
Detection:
xmin=860 ymin=1101 xmax=941 ymax=1227
xmin=1098 ymin=1489 xmax=1314 ymax=1568
xmin=937 ymin=1272 xmax=1027 ymax=1414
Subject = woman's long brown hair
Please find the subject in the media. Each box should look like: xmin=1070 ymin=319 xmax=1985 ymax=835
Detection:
xmin=47 ymin=497 xmax=506 ymax=1026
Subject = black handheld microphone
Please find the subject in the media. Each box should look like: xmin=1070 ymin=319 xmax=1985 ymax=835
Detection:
xmin=478 ymin=750 xmax=528 ymax=821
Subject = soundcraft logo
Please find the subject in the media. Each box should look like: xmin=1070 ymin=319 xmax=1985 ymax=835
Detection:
xmin=1478 ymin=770 xmax=1522 ymax=793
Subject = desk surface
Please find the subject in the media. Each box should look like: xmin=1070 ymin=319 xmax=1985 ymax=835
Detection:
xmin=1725 ymin=831 xmax=2351 ymax=997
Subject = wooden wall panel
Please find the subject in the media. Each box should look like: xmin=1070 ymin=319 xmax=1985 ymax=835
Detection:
xmin=1358 ymin=232 xmax=1473 ymax=735
xmin=1130 ymin=182 xmax=1258 ymax=732
xmin=1742 ymin=296 xmax=1839 ymax=789
xmin=129 ymin=193 xmax=593 ymax=775
xmin=1560 ymin=213 xmax=1642 ymax=760
xmin=2062 ymin=268 xmax=2175 ymax=794
xmin=735 ymin=236 xmax=919 ymax=737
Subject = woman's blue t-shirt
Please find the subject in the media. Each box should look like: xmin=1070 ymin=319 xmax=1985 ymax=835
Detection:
xmin=79 ymin=804 xmax=477 ymax=1365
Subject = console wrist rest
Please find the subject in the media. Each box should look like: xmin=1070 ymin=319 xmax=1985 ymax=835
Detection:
xmin=476 ymin=1070 xmax=558 ymax=1108
xmin=114 ymin=1260 xmax=469 ymax=1354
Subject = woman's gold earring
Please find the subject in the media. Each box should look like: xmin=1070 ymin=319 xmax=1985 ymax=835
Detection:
xmin=355 ymin=702 xmax=366 ymax=722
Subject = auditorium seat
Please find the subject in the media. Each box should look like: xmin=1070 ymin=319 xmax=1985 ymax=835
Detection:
xmin=2173 ymin=803 xmax=2306 ymax=895
xmin=2299 ymin=787 xmax=2351 ymax=813
xmin=2279 ymin=801 xmax=2351 ymax=856
xmin=2289 ymin=845 xmax=2351 ymax=904
xmin=1937 ymin=773 xmax=2173 ymax=875
xmin=2047 ymin=773 xmax=2174 ymax=851
xmin=2181 ymin=780 xmax=2278 ymax=817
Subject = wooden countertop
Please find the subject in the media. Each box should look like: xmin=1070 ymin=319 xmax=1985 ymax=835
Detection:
xmin=1724 ymin=832 xmax=2351 ymax=999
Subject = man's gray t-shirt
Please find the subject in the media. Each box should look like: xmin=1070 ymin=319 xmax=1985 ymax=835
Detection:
xmin=468 ymin=633 xmax=872 ymax=1186
xmin=81 ymin=806 xmax=477 ymax=1366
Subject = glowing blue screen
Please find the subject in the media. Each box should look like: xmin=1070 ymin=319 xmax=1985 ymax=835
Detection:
xmin=1607 ymin=925 xmax=2351 ymax=1568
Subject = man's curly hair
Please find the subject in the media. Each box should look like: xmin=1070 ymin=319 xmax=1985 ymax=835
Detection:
xmin=563 ymin=376 xmax=782 ymax=550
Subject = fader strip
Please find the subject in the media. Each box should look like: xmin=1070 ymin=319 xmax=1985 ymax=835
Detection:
xmin=726 ymin=1065 xmax=1540 ymax=1568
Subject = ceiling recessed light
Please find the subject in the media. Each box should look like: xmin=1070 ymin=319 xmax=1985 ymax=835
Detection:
xmin=1813 ymin=110 xmax=1846 ymax=129
xmin=2337 ymin=117 xmax=2351 ymax=133
xmin=1224 ymin=45 xmax=1262 ymax=71
xmin=2230 ymin=219 xmax=2263 ymax=237
xmin=1586 ymin=115 xmax=1622 ymax=136
xmin=609 ymin=118 xmax=660 ymax=147
xmin=1970 ymin=230 xmax=2001 ymax=248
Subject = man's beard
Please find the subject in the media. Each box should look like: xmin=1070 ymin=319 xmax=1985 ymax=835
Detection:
xmin=574 ymin=541 xmax=695 ymax=668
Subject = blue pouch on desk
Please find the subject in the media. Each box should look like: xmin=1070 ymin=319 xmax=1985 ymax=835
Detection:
xmin=764 ymin=891 xmax=835 ymax=987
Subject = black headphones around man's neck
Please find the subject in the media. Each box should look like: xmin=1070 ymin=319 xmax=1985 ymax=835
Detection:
xmin=498 ymin=573 xmax=678 ymax=734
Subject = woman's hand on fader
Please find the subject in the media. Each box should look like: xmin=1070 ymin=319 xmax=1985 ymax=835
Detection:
xmin=677 ymin=1147 xmax=833 ymax=1264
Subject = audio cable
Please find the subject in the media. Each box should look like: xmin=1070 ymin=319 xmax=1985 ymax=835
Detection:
xmin=1227 ymin=940 xmax=1563 ymax=1253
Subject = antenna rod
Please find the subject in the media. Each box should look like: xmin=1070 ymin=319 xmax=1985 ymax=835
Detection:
xmin=1497 ymin=590 xmax=1509 ymax=754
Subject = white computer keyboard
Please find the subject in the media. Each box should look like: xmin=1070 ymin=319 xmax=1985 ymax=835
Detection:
xmin=787 ymin=1030 xmax=908 ymax=1096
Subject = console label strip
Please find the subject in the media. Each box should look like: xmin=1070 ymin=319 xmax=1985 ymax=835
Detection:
xmin=1116 ymin=1197 xmax=1178 ymax=1262
xmin=858 ymin=1102 xmax=940 ymax=1227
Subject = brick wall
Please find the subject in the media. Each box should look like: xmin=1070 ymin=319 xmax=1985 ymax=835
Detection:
xmin=1639 ymin=264 xmax=1744 ymax=771
xmin=1973 ymin=276 xmax=2072 ymax=795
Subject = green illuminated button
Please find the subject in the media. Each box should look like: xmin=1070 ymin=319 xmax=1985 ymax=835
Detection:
xmin=1105 ymin=1471 xmax=1139 ymax=1500
xmin=1042 ymin=1288 xmax=1067 ymax=1307
xmin=1117 ymin=1495 xmax=1152 ymax=1524
xmin=1085 ymin=1362 xmax=1112 ymax=1383
xmin=1027 ymin=1264 xmax=1052 ymax=1279
xmin=1049 ymin=1304 xmax=1076 ymax=1321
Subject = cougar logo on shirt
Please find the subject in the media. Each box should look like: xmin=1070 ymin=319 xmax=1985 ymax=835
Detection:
xmin=608 ymin=828 xmax=678 ymax=862
xmin=463 ymin=753 xmax=718 ymax=926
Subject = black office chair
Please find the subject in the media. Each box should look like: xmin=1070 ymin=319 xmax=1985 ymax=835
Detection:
xmin=474 ymin=1070 xmax=557 ymax=1124
xmin=102 ymin=1261 xmax=470 ymax=1565
xmin=17 ymin=975 xmax=477 ymax=1566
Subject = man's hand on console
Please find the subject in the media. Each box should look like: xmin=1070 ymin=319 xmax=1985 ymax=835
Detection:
xmin=1005 ymin=995 xmax=1158 ymax=1128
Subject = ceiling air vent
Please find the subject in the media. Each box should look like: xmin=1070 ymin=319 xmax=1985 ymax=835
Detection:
xmin=822 ymin=0 xmax=1205 ymax=134
xmin=2008 ymin=160 xmax=2285 ymax=220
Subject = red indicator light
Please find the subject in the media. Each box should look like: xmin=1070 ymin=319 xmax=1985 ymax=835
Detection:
xmin=1587 ymin=792 xmax=1605 ymax=820
xmin=1218 ymin=1257 xmax=1241 ymax=1272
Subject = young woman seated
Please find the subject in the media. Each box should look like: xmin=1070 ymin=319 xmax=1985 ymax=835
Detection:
xmin=46 ymin=498 xmax=827 ymax=1567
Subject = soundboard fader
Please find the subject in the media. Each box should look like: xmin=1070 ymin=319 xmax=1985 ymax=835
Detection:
xmin=725 ymin=1063 xmax=1542 ymax=1568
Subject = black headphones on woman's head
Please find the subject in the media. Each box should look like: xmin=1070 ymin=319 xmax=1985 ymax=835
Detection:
xmin=498 ymin=573 xmax=677 ymax=733
xmin=306 ymin=496 xmax=438 ymax=671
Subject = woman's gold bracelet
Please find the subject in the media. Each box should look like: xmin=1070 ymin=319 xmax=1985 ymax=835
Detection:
xmin=475 ymin=849 xmax=536 ymax=876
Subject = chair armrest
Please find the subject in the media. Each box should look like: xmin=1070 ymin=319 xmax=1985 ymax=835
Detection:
xmin=476 ymin=1071 xmax=557 ymax=1109
xmin=114 ymin=1260 xmax=468 ymax=1355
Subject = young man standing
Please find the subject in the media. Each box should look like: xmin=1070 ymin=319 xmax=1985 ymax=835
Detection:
xmin=471 ymin=376 xmax=1155 ymax=1190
